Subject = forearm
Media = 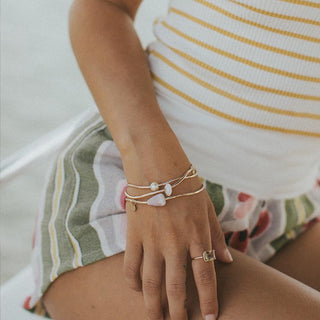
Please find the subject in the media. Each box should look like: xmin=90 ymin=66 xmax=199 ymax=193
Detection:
xmin=69 ymin=0 xmax=190 ymax=182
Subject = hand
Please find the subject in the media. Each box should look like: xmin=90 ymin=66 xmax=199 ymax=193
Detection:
xmin=122 ymin=161 xmax=233 ymax=320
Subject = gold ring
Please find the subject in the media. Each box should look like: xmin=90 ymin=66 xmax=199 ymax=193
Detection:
xmin=191 ymin=250 xmax=216 ymax=262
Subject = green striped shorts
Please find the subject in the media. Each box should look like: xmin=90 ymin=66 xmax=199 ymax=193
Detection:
xmin=24 ymin=111 xmax=320 ymax=317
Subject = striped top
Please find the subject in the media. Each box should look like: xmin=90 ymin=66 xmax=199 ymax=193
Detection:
xmin=146 ymin=0 xmax=320 ymax=198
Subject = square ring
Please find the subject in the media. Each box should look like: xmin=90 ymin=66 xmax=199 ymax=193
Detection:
xmin=203 ymin=250 xmax=216 ymax=262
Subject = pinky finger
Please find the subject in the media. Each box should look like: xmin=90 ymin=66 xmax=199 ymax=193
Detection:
xmin=207 ymin=201 xmax=233 ymax=264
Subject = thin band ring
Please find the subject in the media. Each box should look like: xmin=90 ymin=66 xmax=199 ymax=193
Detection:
xmin=191 ymin=250 xmax=216 ymax=262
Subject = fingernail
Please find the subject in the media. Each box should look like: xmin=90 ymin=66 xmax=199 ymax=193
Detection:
xmin=205 ymin=314 xmax=216 ymax=320
xmin=225 ymin=248 xmax=233 ymax=262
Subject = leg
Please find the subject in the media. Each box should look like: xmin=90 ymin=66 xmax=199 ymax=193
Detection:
xmin=266 ymin=220 xmax=320 ymax=291
xmin=43 ymin=247 xmax=320 ymax=320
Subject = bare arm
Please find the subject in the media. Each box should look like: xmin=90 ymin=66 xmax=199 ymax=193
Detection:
xmin=69 ymin=1 xmax=233 ymax=319
xmin=69 ymin=0 xmax=189 ymax=183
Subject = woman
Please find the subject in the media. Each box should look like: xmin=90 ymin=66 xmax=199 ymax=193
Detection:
xmin=24 ymin=0 xmax=320 ymax=319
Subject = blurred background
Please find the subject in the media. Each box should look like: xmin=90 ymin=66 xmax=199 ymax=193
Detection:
xmin=1 ymin=0 xmax=169 ymax=284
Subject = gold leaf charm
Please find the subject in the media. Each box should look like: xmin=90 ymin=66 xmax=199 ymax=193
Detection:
xmin=130 ymin=202 xmax=137 ymax=212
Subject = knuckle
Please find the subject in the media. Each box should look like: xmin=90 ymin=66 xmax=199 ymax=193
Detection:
xmin=167 ymin=281 xmax=185 ymax=298
xmin=143 ymin=278 xmax=161 ymax=294
xmin=123 ymin=262 xmax=139 ymax=280
xmin=197 ymin=268 xmax=214 ymax=286
xmin=201 ymin=298 xmax=215 ymax=310
xmin=123 ymin=263 xmax=142 ymax=291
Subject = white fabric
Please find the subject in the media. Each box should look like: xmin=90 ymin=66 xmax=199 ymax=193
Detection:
xmin=147 ymin=0 xmax=320 ymax=199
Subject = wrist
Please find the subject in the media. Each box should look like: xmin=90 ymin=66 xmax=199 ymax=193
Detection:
xmin=117 ymin=117 xmax=174 ymax=154
xmin=118 ymin=125 xmax=191 ymax=185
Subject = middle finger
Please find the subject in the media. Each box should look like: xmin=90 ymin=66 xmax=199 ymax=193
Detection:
xmin=165 ymin=247 xmax=189 ymax=320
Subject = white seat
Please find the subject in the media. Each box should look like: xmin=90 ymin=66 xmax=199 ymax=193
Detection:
xmin=1 ymin=265 xmax=46 ymax=319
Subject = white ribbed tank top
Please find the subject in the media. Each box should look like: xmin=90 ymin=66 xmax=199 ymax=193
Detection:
xmin=146 ymin=0 xmax=320 ymax=199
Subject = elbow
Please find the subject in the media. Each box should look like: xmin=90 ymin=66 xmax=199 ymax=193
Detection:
xmin=100 ymin=0 xmax=143 ymax=21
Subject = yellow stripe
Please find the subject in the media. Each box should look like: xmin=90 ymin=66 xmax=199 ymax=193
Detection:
xmin=195 ymin=0 xmax=320 ymax=43
xmin=279 ymin=0 xmax=320 ymax=9
xmin=159 ymin=22 xmax=320 ymax=82
xmin=49 ymin=156 xmax=63 ymax=281
xmin=151 ymin=72 xmax=320 ymax=138
xmin=286 ymin=230 xmax=296 ymax=239
xmin=165 ymin=45 xmax=320 ymax=102
xmin=295 ymin=197 xmax=306 ymax=224
xmin=169 ymin=7 xmax=320 ymax=63
xmin=151 ymin=50 xmax=320 ymax=120
xmin=229 ymin=0 xmax=320 ymax=26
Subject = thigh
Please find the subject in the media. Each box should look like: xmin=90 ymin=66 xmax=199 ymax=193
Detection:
xmin=42 ymin=247 xmax=320 ymax=320
xmin=266 ymin=220 xmax=320 ymax=291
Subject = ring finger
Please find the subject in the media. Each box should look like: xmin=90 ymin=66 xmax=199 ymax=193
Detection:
xmin=189 ymin=227 xmax=218 ymax=319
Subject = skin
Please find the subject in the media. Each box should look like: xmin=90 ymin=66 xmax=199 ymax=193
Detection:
xmin=43 ymin=0 xmax=320 ymax=319
xmin=68 ymin=1 xmax=233 ymax=319
xmin=43 ymin=222 xmax=320 ymax=319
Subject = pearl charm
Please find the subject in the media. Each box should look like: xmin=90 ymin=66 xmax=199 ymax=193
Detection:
xmin=150 ymin=182 xmax=159 ymax=191
xmin=164 ymin=183 xmax=172 ymax=196
xmin=147 ymin=193 xmax=166 ymax=206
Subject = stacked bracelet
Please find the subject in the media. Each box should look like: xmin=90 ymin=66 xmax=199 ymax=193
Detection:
xmin=126 ymin=165 xmax=197 ymax=199
xmin=127 ymin=164 xmax=197 ymax=190
xmin=125 ymin=164 xmax=204 ymax=212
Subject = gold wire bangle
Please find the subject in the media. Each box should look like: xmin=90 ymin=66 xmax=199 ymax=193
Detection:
xmin=125 ymin=171 xmax=198 ymax=200
xmin=127 ymin=164 xmax=195 ymax=189
xmin=125 ymin=183 xmax=205 ymax=205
